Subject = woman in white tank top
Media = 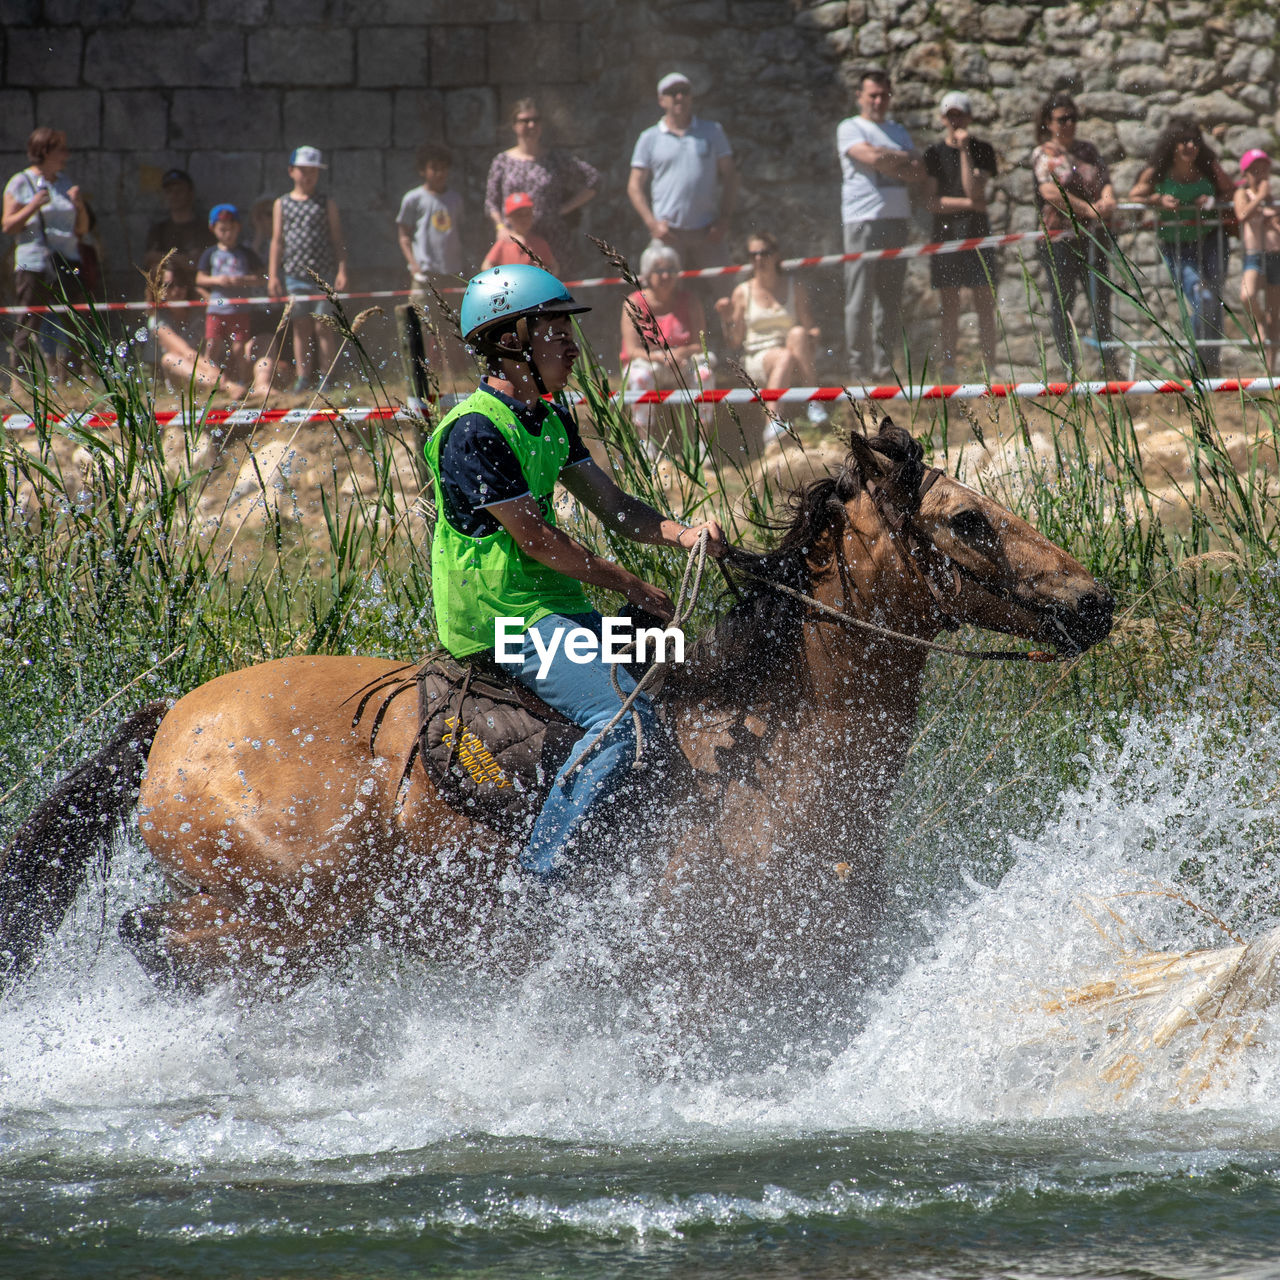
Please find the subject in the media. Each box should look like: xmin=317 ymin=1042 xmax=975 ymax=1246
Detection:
xmin=716 ymin=233 xmax=826 ymax=431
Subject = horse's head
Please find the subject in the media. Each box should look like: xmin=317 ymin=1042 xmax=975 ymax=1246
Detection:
xmin=794 ymin=419 xmax=1112 ymax=657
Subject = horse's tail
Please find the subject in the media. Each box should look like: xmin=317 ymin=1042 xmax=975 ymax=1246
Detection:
xmin=0 ymin=701 xmax=167 ymax=986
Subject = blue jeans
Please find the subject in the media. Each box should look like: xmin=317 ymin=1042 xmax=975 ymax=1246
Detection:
xmin=505 ymin=611 xmax=659 ymax=879
xmin=1161 ymin=235 xmax=1225 ymax=376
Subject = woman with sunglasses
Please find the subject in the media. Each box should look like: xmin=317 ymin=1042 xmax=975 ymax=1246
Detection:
xmin=715 ymin=232 xmax=826 ymax=435
xmin=1129 ymin=117 xmax=1234 ymax=376
xmin=484 ymin=98 xmax=600 ymax=275
xmin=1030 ymin=93 xmax=1119 ymax=377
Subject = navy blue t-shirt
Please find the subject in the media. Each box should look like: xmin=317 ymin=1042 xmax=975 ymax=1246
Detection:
xmin=436 ymin=383 xmax=591 ymax=538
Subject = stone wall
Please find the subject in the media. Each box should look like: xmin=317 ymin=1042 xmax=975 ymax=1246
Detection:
xmin=2 ymin=0 xmax=1278 ymax=369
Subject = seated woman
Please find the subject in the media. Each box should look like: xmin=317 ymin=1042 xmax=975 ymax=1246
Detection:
xmin=715 ymin=231 xmax=826 ymax=435
xmin=1129 ymin=116 xmax=1234 ymax=376
xmin=147 ymin=261 xmax=283 ymax=400
xmin=619 ymin=241 xmax=715 ymax=447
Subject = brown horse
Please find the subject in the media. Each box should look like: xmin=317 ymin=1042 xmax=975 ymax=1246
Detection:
xmin=0 ymin=422 xmax=1112 ymax=1003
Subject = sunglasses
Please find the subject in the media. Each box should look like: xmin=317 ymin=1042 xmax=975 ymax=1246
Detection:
xmin=515 ymin=117 xmax=541 ymax=126
xmin=1051 ymin=113 xmax=1078 ymax=124
xmin=749 ymin=249 xmax=775 ymax=258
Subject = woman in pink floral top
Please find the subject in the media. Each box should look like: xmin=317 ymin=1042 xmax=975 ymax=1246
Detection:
xmin=1030 ymin=92 xmax=1120 ymax=378
xmin=484 ymin=98 xmax=601 ymax=274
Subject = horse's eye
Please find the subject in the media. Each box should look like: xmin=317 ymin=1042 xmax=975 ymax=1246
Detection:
xmin=949 ymin=510 xmax=992 ymax=543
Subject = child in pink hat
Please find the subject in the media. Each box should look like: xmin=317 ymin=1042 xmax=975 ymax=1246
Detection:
xmin=1233 ymin=149 xmax=1280 ymax=371
xmin=481 ymin=191 xmax=559 ymax=274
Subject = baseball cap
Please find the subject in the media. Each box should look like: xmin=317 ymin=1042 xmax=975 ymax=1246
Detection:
xmin=657 ymin=72 xmax=692 ymax=95
xmin=208 ymin=203 xmax=239 ymax=225
xmin=503 ymin=191 xmax=534 ymax=215
xmin=939 ymin=90 xmax=973 ymax=117
xmin=289 ymin=145 xmax=327 ymax=169
xmin=161 ymin=168 xmax=193 ymax=187
xmin=1240 ymin=148 xmax=1271 ymax=173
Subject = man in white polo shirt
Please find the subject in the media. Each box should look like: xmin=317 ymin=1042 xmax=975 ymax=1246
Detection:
xmin=838 ymin=69 xmax=924 ymax=382
xmin=627 ymin=71 xmax=738 ymax=273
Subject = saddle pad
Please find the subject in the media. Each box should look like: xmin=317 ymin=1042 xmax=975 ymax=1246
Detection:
xmin=417 ymin=653 xmax=583 ymax=838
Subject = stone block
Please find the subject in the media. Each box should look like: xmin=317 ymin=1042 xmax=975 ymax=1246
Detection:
xmin=0 ymin=91 xmax=35 ymax=152
xmin=1223 ymin=45 xmax=1274 ymax=85
xmin=45 ymin=0 xmax=127 ymax=20
xmin=220 ymin=0 xmax=271 ymax=21
xmin=84 ymin=29 xmax=246 ymax=89
xmin=131 ymin=0 xmax=196 ymax=20
xmin=795 ymin=1 xmax=849 ymax=31
xmin=1166 ymin=29 xmax=1205 ymax=54
xmin=1116 ymin=118 xmax=1162 ymax=160
xmin=539 ymin=0 xmax=613 ymax=16
xmin=898 ymin=40 xmax=947 ymax=82
xmin=391 ymin=89 xmax=447 ymax=149
xmin=328 ymin=148 xmax=386 ymax=204
xmin=1042 ymin=5 xmax=1099 ymax=40
xmin=949 ymin=43 xmax=990 ymax=86
xmin=1183 ymin=89 xmax=1256 ymax=127
xmin=357 ymin=27 xmax=429 ymax=88
xmin=247 ymin=28 xmax=354 ymax=86
xmin=444 ymin=87 xmax=497 ymax=148
xmin=1113 ymin=38 xmax=1164 ymax=66
xmin=170 ymin=90 xmax=283 ymax=151
xmin=283 ymin=90 xmax=392 ymax=149
xmin=487 ymin=22 xmax=579 ymax=84
xmin=857 ymin=18 xmax=889 ymax=55
xmin=429 ymin=26 xmax=487 ymax=88
xmin=979 ymin=4 xmax=1035 ymax=42
xmin=729 ymin=1 xmax=785 ymax=25
xmin=186 ymin=151 xmax=266 ymax=209
xmin=1076 ymin=90 xmax=1144 ymax=121
xmin=6 ymin=27 xmax=81 ymax=87
xmin=1116 ymin=64 xmax=1170 ymax=94
xmin=361 ymin=0 xmax=521 ymax=19
xmin=823 ymin=27 xmax=853 ymax=57
xmin=1221 ymin=125 xmax=1265 ymax=161
xmin=36 ymin=90 xmax=101 ymax=146
xmin=1166 ymin=0 xmax=1209 ymax=21
xmin=103 ymin=90 xmax=168 ymax=149
xmin=1234 ymin=11 xmax=1276 ymax=41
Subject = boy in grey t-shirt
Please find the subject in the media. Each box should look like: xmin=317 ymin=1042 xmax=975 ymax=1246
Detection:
xmin=396 ymin=143 xmax=463 ymax=299
xmin=395 ymin=143 xmax=465 ymax=400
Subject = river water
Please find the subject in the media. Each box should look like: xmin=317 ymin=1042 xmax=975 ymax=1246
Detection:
xmin=3 ymin=676 xmax=1280 ymax=1278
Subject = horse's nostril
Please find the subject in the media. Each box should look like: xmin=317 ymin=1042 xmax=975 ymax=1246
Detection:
xmin=1076 ymin=590 xmax=1114 ymax=644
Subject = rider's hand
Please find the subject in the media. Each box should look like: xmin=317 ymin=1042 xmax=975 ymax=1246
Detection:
xmin=677 ymin=519 xmax=728 ymax=559
xmin=626 ymin=578 xmax=675 ymax=621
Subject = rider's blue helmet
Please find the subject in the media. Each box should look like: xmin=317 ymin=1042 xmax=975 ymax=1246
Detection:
xmin=460 ymin=264 xmax=590 ymax=343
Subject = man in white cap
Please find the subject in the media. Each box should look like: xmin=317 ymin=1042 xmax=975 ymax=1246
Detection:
xmin=628 ymin=72 xmax=737 ymax=273
xmin=837 ymin=69 xmax=924 ymax=383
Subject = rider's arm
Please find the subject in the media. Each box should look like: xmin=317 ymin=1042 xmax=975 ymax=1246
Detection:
xmin=561 ymin=459 xmax=725 ymax=554
xmin=490 ymin=493 xmax=675 ymax=619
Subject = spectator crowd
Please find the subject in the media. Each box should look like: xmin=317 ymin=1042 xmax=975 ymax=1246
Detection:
xmin=3 ymin=66 xmax=1278 ymax=428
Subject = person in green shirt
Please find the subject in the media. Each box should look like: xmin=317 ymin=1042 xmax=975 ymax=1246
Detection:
xmin=1130 ymin=116 xmax=1235 ymax=376
xmin=425 ymin=264 xmax=726 ymax=881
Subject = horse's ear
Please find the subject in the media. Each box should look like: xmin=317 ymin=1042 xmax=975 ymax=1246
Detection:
xmin=844 ymin=430 xmax=887 ymax=489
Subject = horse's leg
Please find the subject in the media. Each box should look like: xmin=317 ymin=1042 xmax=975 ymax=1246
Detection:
xmin=119 ymin=888 xmax=339 ymax=991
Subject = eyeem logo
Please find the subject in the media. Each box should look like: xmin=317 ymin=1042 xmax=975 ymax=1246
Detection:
xmin=494 ymin=617 xmax=685 ymax=679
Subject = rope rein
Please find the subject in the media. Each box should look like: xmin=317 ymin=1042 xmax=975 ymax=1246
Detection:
xmin=727 ymin=565 xmax=1063 ymax=663
xmin=566 ymin=529 xmax=710 ymax=776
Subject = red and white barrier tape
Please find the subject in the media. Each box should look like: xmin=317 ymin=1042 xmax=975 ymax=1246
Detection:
xmin=0 ymin=227 xmax=1072 ymax=317
xmin=5 ymin=375 xmax=1278 ymax=432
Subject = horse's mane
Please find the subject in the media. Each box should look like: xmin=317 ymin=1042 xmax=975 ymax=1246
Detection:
xmin=670 ymin=419 xmax=925 ymax=701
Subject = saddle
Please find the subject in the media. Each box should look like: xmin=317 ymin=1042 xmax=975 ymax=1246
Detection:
xmin=415 ymin=652 xmax=585 ymax=838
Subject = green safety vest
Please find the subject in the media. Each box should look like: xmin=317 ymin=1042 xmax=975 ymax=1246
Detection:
xmin=424 ymin=388 xmax=591 ymax=657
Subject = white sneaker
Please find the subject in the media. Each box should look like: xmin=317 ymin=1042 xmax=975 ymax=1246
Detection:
xmin=762 ymin=417 xmax=787 ymax=445
xmin=806 ymin=401 xmax=830 ymax=426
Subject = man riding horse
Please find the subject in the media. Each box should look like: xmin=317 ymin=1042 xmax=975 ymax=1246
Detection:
xmin=424 ymin=265 xmax=726 ymax=881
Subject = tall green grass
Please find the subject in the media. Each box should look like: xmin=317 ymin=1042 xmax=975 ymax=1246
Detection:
xmin=2 ymin=259 xmax=1279 ymax=912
